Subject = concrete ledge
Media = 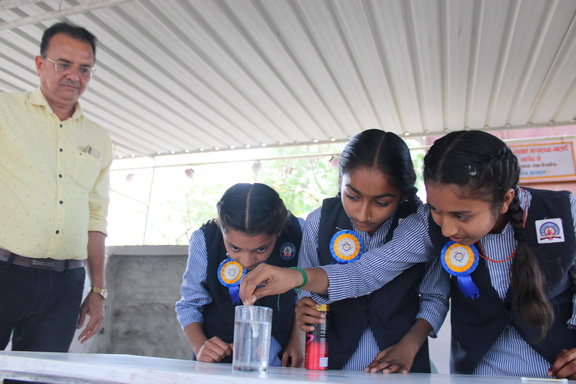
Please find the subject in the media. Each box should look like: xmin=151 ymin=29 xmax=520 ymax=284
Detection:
xmin=107 ymin=245 xmax=188 ymax=257
xmin=70 ymin=245 xmax=191 ymax=359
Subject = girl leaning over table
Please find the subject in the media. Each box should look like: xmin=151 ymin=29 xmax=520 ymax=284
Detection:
xmin=295 ymin=129 xmax=448 ymax=372
xmin=240 ymin=130 xmax=576 ymax=379
xmin=176 ymin=183 xmax=304 ymax=367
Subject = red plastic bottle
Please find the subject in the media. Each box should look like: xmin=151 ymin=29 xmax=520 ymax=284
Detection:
xmin=305 ymin=304 xmax=329 ymax=370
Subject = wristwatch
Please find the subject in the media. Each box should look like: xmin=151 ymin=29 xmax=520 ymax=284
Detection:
xmin=89 ymin=286 xmax=108 ymax=299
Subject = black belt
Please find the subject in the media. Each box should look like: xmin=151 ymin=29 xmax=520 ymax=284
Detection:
xmin=0 ymin=249 xmax=84 ymax=272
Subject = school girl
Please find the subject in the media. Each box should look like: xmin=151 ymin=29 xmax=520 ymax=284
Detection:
xmin=296 ymin=129 xmax=448 ymax=372
xmin=176 ymin=183 xmax=304 ymax=367
xmin=241 ymin=130 xmax=576 ymax=379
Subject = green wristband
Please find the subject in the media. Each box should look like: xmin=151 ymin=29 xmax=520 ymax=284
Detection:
xmin=289 ymin=267 xmax=308 ymax=289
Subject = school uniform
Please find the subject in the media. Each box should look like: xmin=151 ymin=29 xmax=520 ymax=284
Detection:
xmin=317 ymin=187 xmax=576 ymax=377
xmin=429 ymin=187 xmax=576 ymax=375
xmin=298 ymin=197 xmax=449 ymax=370
xmin=176 ymin=216 xmax=302 ymax=365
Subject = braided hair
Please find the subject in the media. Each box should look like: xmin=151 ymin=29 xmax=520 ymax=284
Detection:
xmin=339 ymin=129 xmax=421 ymax=210
xmin=216 ymin=183 xmax=290 ymax=236
xmin=424 ymin=130 xmax=553 ymax=338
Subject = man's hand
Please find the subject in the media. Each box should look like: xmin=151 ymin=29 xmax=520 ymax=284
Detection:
xmin=76 ymin=292 xmax=104 ymax=343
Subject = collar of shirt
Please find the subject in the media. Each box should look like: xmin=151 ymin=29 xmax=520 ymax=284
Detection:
xmin=28 ymin=87 xmax=84 ymax=120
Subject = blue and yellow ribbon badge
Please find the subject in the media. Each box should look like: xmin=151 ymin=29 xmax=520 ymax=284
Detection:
xmin=330 ymin=230 xmax=364 ymax=264
xmin=217 ymin=258 xmax=245 ymax=304
xmin=440 ymin=241 xmax=480 ymax=300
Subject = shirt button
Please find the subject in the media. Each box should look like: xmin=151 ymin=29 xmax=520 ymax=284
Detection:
xmin=55 ymin=230 xmax=60 ymax=234
xmin=59 ymin=148 xmax=63 ymax=152
xmin=59 ymin=201 xmax=63 ymax=205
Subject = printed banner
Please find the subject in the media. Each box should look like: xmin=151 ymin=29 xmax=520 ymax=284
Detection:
xmin=511 ymin=142 xmax=576 ymax=179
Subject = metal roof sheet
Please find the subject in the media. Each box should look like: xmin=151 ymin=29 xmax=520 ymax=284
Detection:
xmin=1 ymin=0 xmax=575 ymax=159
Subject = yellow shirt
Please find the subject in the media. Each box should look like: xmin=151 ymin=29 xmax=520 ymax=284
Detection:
xmin=0 ymin=88 xmax=113 ymax=260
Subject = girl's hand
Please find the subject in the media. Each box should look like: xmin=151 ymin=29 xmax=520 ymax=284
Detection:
xmin=549 ymin=348 xmax=576 ymax=379
xmin=240 ymin=264 xmax=302 ymax=304
xmin=365 ymin=318 xmax=430 ymax=374
xmin=295 ymin=297 xmax=325 ymax=333
xmin=281 ymin=305 xmax=306 ymax=367
xmin=195 ymin=336 xmax=232 ymax=363
xmin=365 ymin=341 xmax=415 ymax=374
xmin=281 ymin=334 xmax=304 ymax=367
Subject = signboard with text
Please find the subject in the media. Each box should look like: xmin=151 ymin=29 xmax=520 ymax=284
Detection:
xmin=511 ymin=142 xmax=576 ymax=180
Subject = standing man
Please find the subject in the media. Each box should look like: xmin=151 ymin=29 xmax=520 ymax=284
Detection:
xmin=0 ymin=21 xmax=112 ymax=352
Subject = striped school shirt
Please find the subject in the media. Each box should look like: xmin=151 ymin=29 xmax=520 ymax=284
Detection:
xmin=300 ymin=205 xmax=449 ymax=370
xmin=176 ymin=229 xmax=286 ymax=366
xmin=473 ymin=189 xmax=576 ymax=376
xmin=315 ymin=188 xmax=576 ymax=376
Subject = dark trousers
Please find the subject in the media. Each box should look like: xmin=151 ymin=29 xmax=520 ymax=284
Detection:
xmin=0 ymin=260 xmax=85 ymax=352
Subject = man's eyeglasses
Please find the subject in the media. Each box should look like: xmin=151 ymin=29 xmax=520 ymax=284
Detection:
xmin=44 ymin=57 xmax=95 ymax=79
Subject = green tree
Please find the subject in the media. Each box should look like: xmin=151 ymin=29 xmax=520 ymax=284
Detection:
xmin=108 ymin=139 xmax=428 ymax=245
xmin=256 ymin=144 xmax=343 ymax=219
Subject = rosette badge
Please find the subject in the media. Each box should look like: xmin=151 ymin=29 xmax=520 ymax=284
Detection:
xmin=441 ymin=241 xmax=480 ymax=300
xmin=218 ymin=258 xmax=246 ymax=304
xmin=218 ymin=258 xmax=245 ymax=286
xmin=330 ymin=230 xmax=364 ymax=264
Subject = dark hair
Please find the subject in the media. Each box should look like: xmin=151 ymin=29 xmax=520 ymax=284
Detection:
xmin=217 ymin=183 xmax=290 ymax=236
xmin=339 ymin=129 xmax=420 ymax=210
xmin=424 ymin=130 xmax=554 ymax=337
xmin=40 ymin=22 xmax=97 ymax=59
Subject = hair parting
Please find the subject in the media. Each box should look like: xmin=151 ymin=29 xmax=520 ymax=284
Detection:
xmin=339 ymin=129 xmax=420 ymax=210
xmin=217 ymin=183 xmax=290 ymax=237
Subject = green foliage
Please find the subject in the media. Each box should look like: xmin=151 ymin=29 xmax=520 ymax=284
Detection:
xmin=255 ymin=144 xmax=342 ymax=219
xmin=163 ymin=180 xmax=226 ymax=244
xmin=108 ymin=140 xmax=427 ymax=245
xmin=405 ymin=140 xmax=426 ymax=200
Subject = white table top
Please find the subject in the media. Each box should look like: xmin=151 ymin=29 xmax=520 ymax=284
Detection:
xmin=0 ymin=351 xmax=571 ymax=384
